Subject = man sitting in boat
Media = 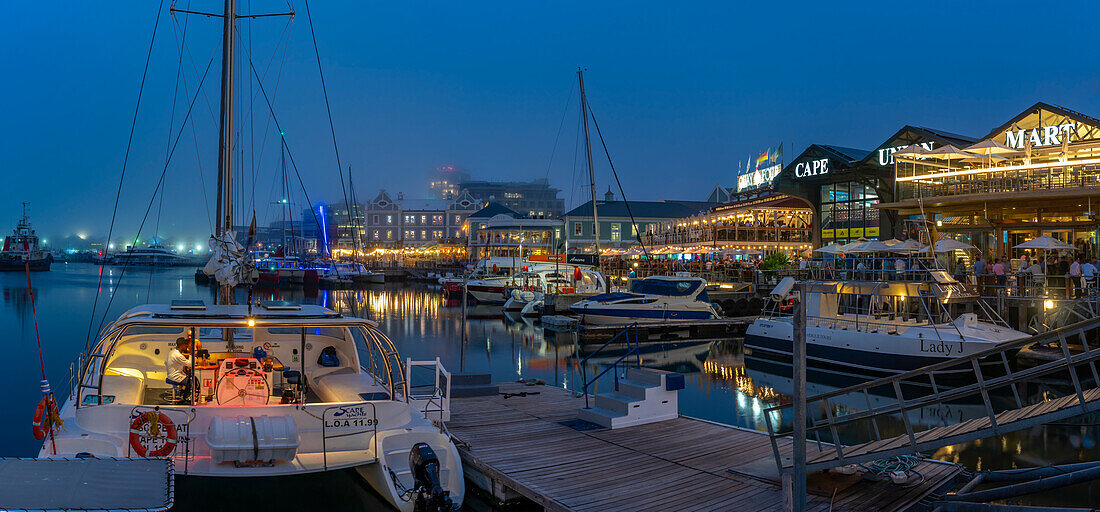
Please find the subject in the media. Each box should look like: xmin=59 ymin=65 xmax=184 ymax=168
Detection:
xmin=165 ymin=336 xmax=196 ymax=398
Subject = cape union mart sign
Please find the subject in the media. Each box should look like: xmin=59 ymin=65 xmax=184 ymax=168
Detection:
xmin=794 ymin=158 xmax=829 ymax=178
xmin=1004 ymin=123 xmax=1076 ymax=149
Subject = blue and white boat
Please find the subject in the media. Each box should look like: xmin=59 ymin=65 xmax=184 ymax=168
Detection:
xmin=570 ymin=276 xmax=719 ymax=325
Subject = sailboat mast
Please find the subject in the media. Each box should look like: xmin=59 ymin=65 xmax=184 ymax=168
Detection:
xmin=577 ymin=68 xmax=601 ymax=264
xmin=214 ymin=0 xmax=236 ymax=304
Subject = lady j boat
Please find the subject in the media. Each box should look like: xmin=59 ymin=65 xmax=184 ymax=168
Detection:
xmin=0 ymin=202 xmax=51 ymax=271
xmin=744 ymin=265 xmax=1030 ymax=373
xmin=46 ymin=300 xmax=463 ymax=510
xmin=569 ymin=275 xmax=719 ymax=325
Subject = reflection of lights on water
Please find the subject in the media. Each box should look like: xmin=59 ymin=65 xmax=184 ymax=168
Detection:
xmin=736 ymin=391 xmax=746 ymax=409
xmin=517 ymin=355 xmax=522 ymax=375
xmin=751 ymin=397 xmax=762 ymax=415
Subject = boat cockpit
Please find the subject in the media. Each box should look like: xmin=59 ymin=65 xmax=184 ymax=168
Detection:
xmin=79 ymin=300 xmax=403 ymax=410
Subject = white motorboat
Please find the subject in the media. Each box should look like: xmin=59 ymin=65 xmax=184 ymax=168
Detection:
xmin=570 ymin=276 xmax=719 ymax=325
xmin=46 ymin=300 xmax=463 ymax=511
xmin=502 ymin=268 xmax=608 ymax=312
xmin=744 ymin=271 xmax=1030 ymax=373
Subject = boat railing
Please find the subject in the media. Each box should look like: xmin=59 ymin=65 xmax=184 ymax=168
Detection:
xmin=404 ymin=357 xmax=452 ymax=422
xmin=579 ymin=323 xmax=641 ymax=409
xmin=762 ymin=314 xmax=1100 ymax=473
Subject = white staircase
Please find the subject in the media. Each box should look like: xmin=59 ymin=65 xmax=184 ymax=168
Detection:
xmin=578 ymin=368 xmax=682 ymax=429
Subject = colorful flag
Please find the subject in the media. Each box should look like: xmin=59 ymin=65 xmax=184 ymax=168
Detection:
xmin=773 ymin=143 xmax=783 ymax=163
xmin=756 ymin=150 xmax=770 ymax=167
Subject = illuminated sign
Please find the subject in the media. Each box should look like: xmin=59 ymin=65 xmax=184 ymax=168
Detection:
xmin=1004 ymin=123 xmax=1075 ymax=149
xmin=737 ymin=164 xmax=782 ymax=191
xmin=794 ymin=158 xmax=829 ymax=178
xmin=877 ymin=142 xmax=935 ymax=166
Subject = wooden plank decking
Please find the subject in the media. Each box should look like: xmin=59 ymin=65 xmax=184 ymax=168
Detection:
xmin=448 ymin=382 xmax=961 ymax=512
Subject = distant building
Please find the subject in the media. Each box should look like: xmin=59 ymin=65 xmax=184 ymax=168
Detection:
xmin=429 ymin=164 xmax=470 ymax=200
xmin=563 ymin=189 xmax=715 ymax=251
xmin=458 ymin=178 xmax=564 ymax=219
xmin=362 ymin=189 xmax=481 ymax=247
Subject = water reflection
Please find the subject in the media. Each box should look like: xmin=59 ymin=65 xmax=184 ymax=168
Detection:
xmin=3 ymin=264 xmax=1099 ymax=506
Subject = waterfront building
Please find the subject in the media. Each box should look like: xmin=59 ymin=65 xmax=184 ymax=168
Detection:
xmin=363 ymin=189 xmax=480 ymax=247
xmin=429 ymin=164 xmax=470 ymax=199
xmin=879 ymin=102 xmax=1100 ymax=258
xmin=563 ymin=189 xmax=714 ymax=252
xmin=458 ymin=178 xmax=564 ymax=219
xmin=464 ymin=204 xmax=563 ymax=259
xmin=777 ymin=126 xmax=975 ymax=247
xmin=642 ymin=188 xmax=813 ymax=256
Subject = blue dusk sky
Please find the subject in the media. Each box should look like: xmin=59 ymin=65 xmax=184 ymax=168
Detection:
xmin=2 ymin=1 xmax=1099 ymax=244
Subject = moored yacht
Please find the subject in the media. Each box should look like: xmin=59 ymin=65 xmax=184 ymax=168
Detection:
xmin=745 ymin=269 xmax=1031 ymax=373
xmin=570 ymin=275 xmax=719 ymax=325
xmin=99 ymin=244 xmax=195 ymax=266
xmin=502 ymin=267 xmax=608 ymax=312
xmin=46 ymin=300 xmax=463 ymax=511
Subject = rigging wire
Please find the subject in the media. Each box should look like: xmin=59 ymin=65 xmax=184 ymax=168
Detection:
xmin=95 ymin=56 xmax=217 ymax=336
xmin=304 ymin=0 xmax=357 ymax=260
xmin=543 ymin=81 xmax=576 ymax=181
xmin=585 ymin=97 xmax=650 ymax=258
xmin=84 ymin=0 xmax=166 ymax=353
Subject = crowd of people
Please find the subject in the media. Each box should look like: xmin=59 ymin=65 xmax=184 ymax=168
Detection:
xmin=957 ymin=253 xmax=1099 ymax=298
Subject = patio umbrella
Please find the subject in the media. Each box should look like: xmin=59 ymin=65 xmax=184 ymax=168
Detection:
xmin=719 ymin=247 xmax=742 ymax=256
xmin=740 ymin=249 xmax=762 ymax=256
xmin=846 ymin=239 xmax=897 ymax=253
xmin=813 ymin=242 xmax=844 ymax=254
xmin=893 ymin=144 xmax=932 ymax=159
xmin=839 ymin=238 xmax=870 ymax=253
xmin=933 ymin=237 xmax=976 ymax=252
xmin=965 ymin=139 xmax=1018 ymax=155
xmin=927 ymin=144 xmax=976 ymax=160
xmin=1013 ymin=234 xmax=1076 ymax=251
xmin=888 ymin=239 xmax=927 ymax=253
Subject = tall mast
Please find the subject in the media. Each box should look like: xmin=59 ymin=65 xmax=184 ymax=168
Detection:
xmin=214 ymin=0 xmax=236 ymax=304
xmin=577 ymin=68 xmax=600 ymax=265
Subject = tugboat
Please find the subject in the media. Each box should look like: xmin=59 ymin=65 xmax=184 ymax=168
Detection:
xmin=0 ymin=202 xmax=51 ymax=271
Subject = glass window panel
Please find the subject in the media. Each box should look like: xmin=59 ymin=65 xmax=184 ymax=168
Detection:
xmin=834 ymin=183 xmax=850 ymax=202
xmin=820 ymin=185 xmax=833 ymax=204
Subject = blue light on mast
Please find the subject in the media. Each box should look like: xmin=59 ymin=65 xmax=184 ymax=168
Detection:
xmin=318 ymin=204 xmax=329 ymax=255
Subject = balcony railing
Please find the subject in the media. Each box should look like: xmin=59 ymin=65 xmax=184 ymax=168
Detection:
xmin=897 ymin=162 xmax=1100 ymax=202
xmin=643 ymin=225 xmax=811 ymax=246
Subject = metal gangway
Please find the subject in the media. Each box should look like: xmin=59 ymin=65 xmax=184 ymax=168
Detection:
xmin=764 ymin=314 xmax=1100 ymax=473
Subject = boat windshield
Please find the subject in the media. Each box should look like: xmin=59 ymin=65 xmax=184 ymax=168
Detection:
xmin=630 ymin=279 xmax=700 ymax=296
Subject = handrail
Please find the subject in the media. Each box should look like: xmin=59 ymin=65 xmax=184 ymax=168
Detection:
xmin=405 ymin=358 xmax=451 ymax=420
xmin=762 ymin=313 xmax=1100 ymax=472
xmin=579 ymin=323 xmax=641 ymax=409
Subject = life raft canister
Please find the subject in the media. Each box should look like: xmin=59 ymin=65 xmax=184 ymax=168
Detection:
xmin=129 ymin=411 xmax=178 ymax=457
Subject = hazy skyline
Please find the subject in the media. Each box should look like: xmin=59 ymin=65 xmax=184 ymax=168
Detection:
xmin=4 ymin=1 xmax=1100 ymax=243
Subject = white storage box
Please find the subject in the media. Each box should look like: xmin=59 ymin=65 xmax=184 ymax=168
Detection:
xmin=206 ymin=415 xmax=300 ymax=464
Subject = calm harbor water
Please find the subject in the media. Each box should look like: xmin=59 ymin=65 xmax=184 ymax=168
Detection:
xmin=4 ymin=263 xmax=1100 ymax=508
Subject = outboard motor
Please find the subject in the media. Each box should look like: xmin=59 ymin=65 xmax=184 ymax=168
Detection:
xmin=409 ymin=442 xmax=454 ymax=512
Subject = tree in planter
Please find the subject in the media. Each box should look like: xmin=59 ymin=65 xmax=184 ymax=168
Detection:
xmin=761 ymin=252 xmax=790 ymax=283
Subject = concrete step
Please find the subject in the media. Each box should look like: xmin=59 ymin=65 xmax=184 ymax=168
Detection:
xmin=450 ymin=383 xmax=499 ymax=398
xmin=626 ymin=367 xmax=664 ymax=386
xmin=616 ymin=379 xmax=653 ymax=400
xmin=450 ymin=373 xmax=492 ymax=386
xmin=577 ymin=406 xmax=624 ymax=428
xmin=595 ymin=392 xmax=640 ymax=415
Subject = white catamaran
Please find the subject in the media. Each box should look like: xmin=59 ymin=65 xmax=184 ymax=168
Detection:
xmin=42 ymin=2 xmax=463 ymax=510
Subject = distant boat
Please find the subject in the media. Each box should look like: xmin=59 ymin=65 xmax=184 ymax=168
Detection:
xmin=0 ymin=202 xmax=51 ymax=272
xmin=96 ymin=244 xmax=195 ymax=267
xmin=570 ymin=276 xmax=719 ymax=324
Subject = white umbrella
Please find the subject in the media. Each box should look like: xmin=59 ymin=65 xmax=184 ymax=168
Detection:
xmin=927 ymin=144 xmax=975 ymax=160
xmin=839 ymin=237 xmax=870 ymax=253
xmin=719 ymin=247 xmax=742 ymax=256
xmin=893 ymin=144 xmax=932 ymax=159
xmin=1014 ymin=235 xmax=1076 ymax=251
xmin=934 ymin=237 xmax=976 ymax=252
xmin=814 ymin=242 xmax=844 ymax=254
xmin=965 ymin=139 xmax=1018 ymax=156
xmin=740 ymin=249 xmax=762 ymax=256
xmin=888 ymin=239 xmax=927 ymax=253
xmin=846 ymin=239 xmax=896 ymax=253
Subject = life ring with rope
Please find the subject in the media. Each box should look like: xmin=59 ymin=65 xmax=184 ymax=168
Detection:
xmin=129 ymin=411 xmax=178 ymax=457
xmin=32 ymin=395 xmax=57 ymax=440
xmin=779 ymin=297 xmax=795 ymax=312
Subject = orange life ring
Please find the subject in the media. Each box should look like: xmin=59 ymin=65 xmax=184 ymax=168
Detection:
xmin=129 ymin=411 xmax=177 ymax=457
xmin=779 ymin=298 xmax=794 ymax=312
xmin=32 ymin=395 xmax=54 ymax=440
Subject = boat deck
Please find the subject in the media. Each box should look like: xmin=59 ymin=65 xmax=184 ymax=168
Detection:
xmin=447 ymin=382 xmax=961 ymax=512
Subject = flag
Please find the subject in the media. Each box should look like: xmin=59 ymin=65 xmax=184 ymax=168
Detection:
xmin=773 ymin=143 xmax=783 ymax=163
xmin=756 ymin=150 xmax=770 ymax=168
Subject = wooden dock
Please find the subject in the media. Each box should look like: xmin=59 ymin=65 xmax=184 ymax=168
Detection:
xmin=448 ymin=382 xmax=961 ymax=512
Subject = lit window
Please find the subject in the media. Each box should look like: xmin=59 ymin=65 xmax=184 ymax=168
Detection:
xmin=611 ymin=223 xmax=621 ymax=242
xmin=386 ymin=215 xmax=392 ymax=224
xmin=574 ymin=222 xmax=582 ymax=236
xmin=386 ymin=230 xmax=393 ymax=240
